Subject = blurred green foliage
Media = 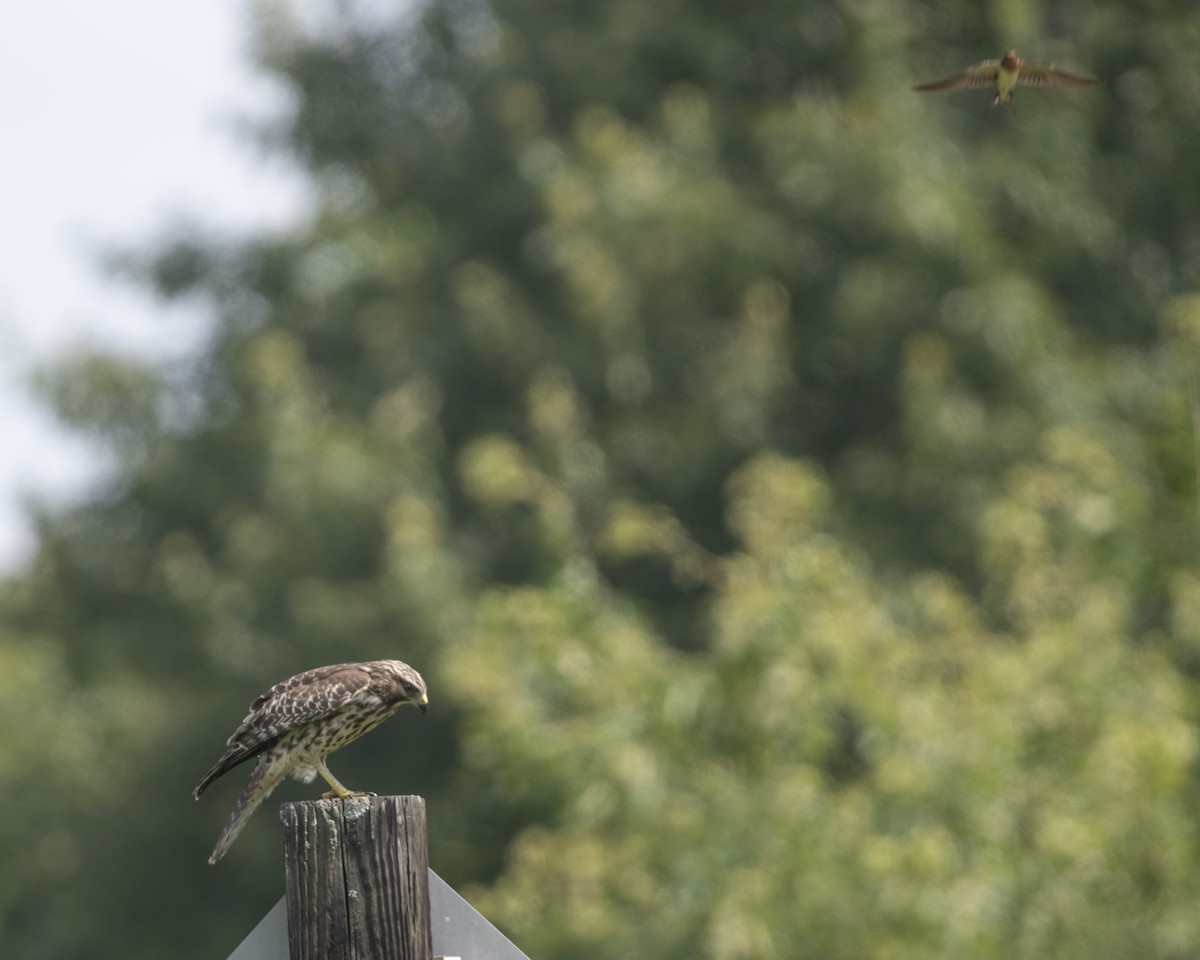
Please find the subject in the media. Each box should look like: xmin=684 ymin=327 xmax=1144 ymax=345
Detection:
xmin=5 ymin=0 xmax=1200 ymax=957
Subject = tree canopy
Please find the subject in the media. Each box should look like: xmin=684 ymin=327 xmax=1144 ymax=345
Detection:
xmin=5 ymin=1 xmax=1200 ymax=958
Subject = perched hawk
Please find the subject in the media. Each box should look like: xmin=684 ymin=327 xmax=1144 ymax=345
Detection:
xmin=194 ymin=660 xmax=428 ymax=863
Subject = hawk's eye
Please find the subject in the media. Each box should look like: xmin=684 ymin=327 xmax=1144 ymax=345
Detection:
xmin=402 ymin=681 xmax=417 ymax=695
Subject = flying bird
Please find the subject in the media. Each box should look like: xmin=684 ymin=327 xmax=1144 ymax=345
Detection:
xmin=194 ymin=659 xmax=428 ymax=863
xmin=913 ymin=49 xmax=1099 ymax=110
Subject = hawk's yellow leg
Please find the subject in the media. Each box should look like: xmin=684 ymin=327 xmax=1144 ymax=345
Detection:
xmin=316 ymin=759 xmax=375 ymax=799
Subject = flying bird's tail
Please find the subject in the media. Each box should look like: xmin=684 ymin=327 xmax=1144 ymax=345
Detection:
xmin=207 ymin=754 xmax=288 ymax=864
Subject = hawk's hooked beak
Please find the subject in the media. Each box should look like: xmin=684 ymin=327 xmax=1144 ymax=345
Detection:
xmin=417 ymin=693 xmax=428 ymax=714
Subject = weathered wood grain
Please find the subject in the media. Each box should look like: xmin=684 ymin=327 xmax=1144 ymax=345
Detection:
xmin=281 ymin=796 xmax=431 ymax=960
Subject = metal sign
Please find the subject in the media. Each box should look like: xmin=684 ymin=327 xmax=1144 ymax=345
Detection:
xmin=225 ymin=869 xmax=531 ymax=960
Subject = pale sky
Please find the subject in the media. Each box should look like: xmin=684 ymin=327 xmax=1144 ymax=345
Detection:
xmin=0 ymin=0 xmax=309 ymax=570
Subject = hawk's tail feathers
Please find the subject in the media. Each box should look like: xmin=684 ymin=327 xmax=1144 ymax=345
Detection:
xmin=207 ymin=755 xmax=287 ymax=864
xmin=193 ymin=743 xmax=256 ymax=800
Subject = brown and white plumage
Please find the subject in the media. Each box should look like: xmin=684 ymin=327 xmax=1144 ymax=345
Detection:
xmin=194 ymin=660 xmax=428 ymax=863
xmin=914 ymin=49 xmax=1099 ymax=109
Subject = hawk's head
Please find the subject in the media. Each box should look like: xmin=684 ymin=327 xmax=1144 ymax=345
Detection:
xmin=370 ymin=659 xmax=429 ymax=713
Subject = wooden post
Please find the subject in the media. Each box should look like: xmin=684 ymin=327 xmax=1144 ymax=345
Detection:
xmin=281 ymin=795 xmax=432 ymax=960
